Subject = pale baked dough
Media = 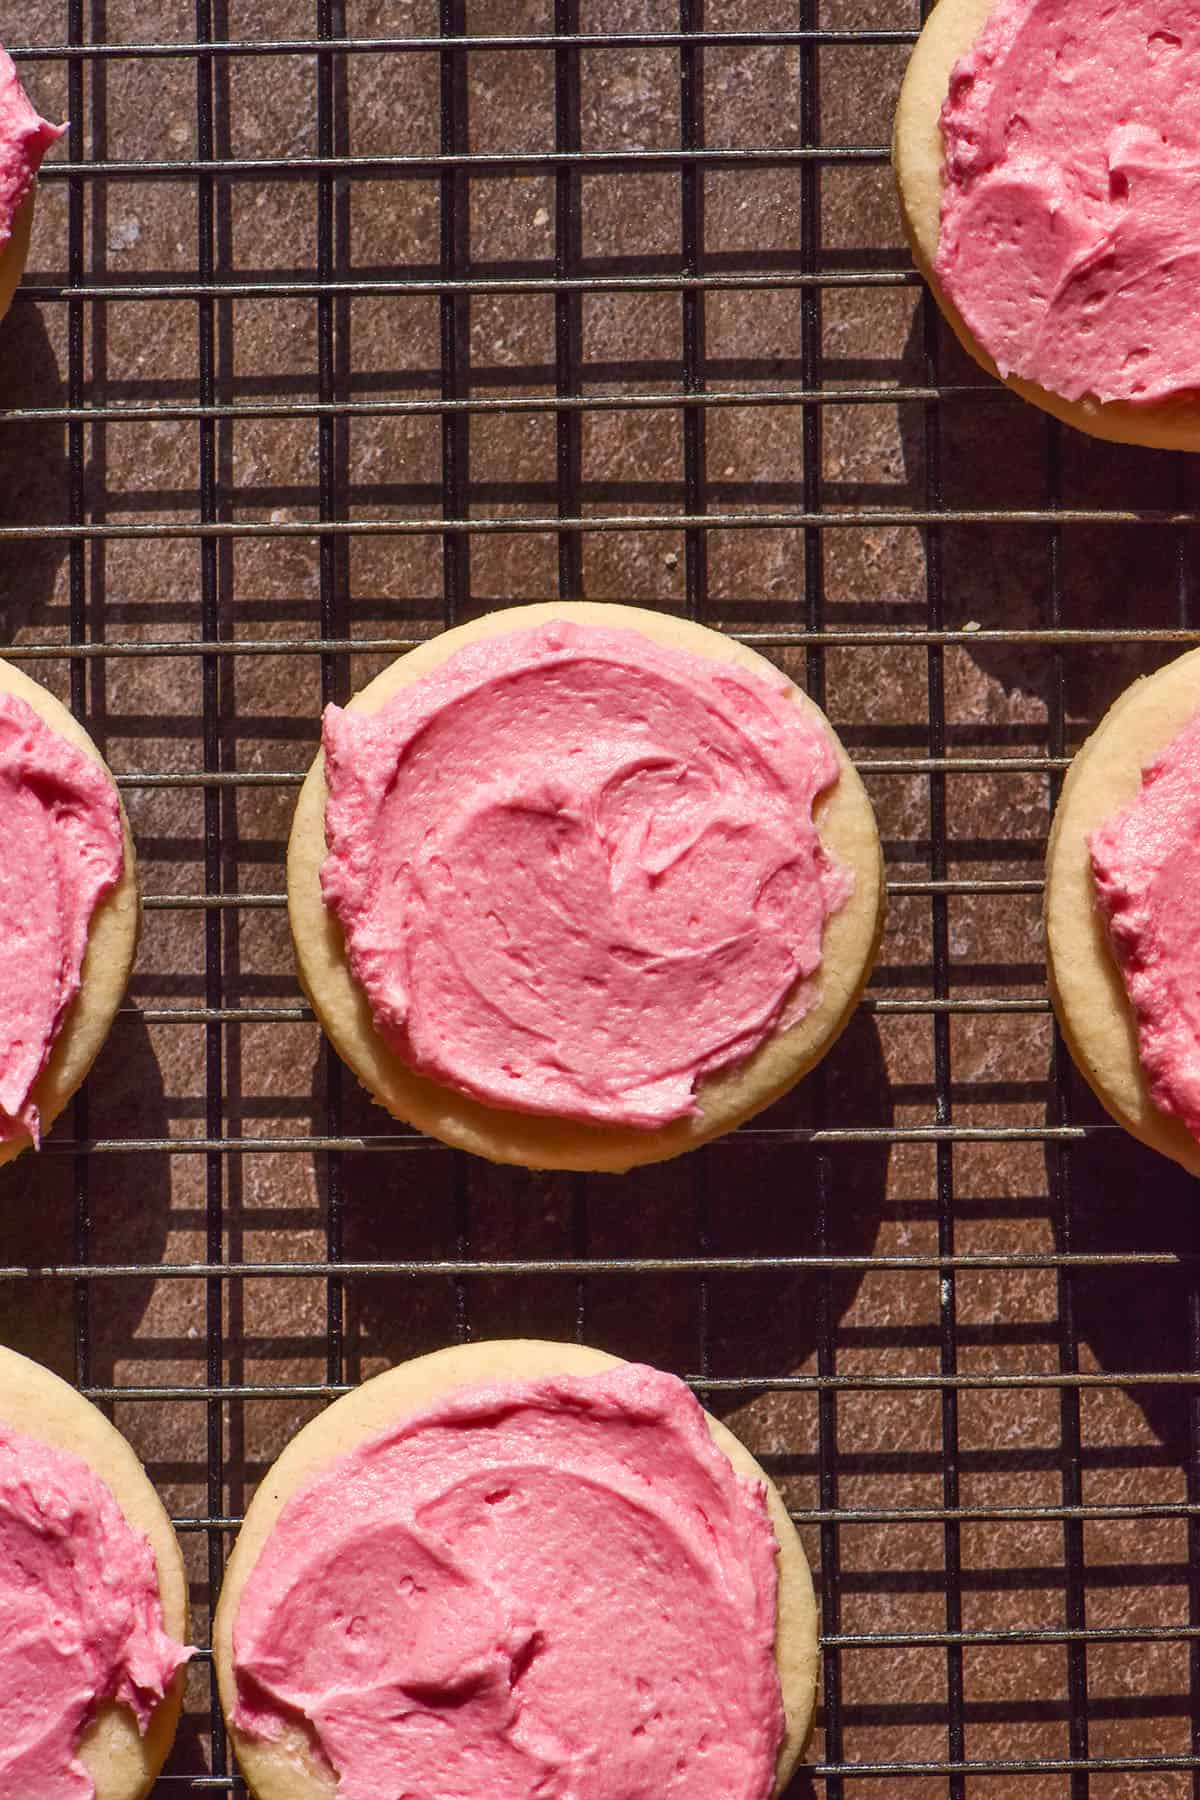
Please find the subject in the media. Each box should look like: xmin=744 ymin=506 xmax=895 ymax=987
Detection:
xmin=0 ymin=190 xmax=36 ymax=328
xmin=0 ymin=656 xmax=140 ymax=1168
xmin=1045 ymin=648 xmax=1200 ymax=1176
xmin=288 ymin=601 xmax=885 ymax=1172
xmin=0 ymin=1342 xmax=189 ymax=1800
xmin=214 ymin=1339 xmax=819 ymax=1800
xmin=893 ymin=0 xmax=1200 ymax=450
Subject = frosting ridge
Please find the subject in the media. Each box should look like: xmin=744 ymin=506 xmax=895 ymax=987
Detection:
xmin=1090 ymin=706 xmax=1200 ymax=1139
xmin=0 ymin=47 xmax=63 ymax=248
xmin=0 ymin=1425 xmax=190 ymax=1800
xmin=320 ymin=619 xmax=849 ymax=1128
xmin=232 ymin=1362 xmax=785 ymax=1800
xmin=0 ymin=692 xmax=124 ymax=1145
xmin=936 ymin=1 xmax=1200 ymax=405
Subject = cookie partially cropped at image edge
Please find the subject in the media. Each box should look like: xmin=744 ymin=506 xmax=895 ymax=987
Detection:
xmin=894 ymin=0 xmax=1200 ymax=449
xmin=288 ymin=601 xmax=885 ymax=1172
xmin=0 ymin=1342 xmax=192 ymax=1799
xmin=0 ymin=46 xmax=63 ymax=328
xmin=0 ymin=658 xmax=139 ymax=1165
xmin=1046 ymin=648 xmax=1200 ymax=1176
xmin=214 ymin=1339 xmax=819 ymax=1800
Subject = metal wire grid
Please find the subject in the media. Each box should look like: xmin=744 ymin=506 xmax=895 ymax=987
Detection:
xmin=1 ymin=4 xmax=1198 ymax=1795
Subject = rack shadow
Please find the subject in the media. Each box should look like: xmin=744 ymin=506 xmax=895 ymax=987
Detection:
xmin=0 ymin=301 xmax=68 ymax=641
xmin=1047 ymin=1078 xmax=1199 ymax=1468
xmin=324 ymin=1008 xmax=889 ymax=1402
xmin=889 ymin=306 xmax=1194 ymax=723
xmin=0 ymin=1011 xmax=169 ymax=1383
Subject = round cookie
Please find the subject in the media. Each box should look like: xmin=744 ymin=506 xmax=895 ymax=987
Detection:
xmin=0 ymin=190 xmax=35 ymax=328
xmin=1046 ymin=648 xmax=1200 ymax=1175
xmin=0 ymin=1342 xmax=189 ymax=1799
xmin=288 ymin=600 xmax=885 ymax=1172
xmin=0 ymin=657 xmax=140 ymax=1167
xmin=214 ymin=1338 xmax=819 ymax=1800
xmin=893 ymin=0 xmax=1200 ymax=451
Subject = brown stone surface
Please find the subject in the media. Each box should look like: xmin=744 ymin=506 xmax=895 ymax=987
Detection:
xmin=0 ymin=3 xmax=1196 ymax=1795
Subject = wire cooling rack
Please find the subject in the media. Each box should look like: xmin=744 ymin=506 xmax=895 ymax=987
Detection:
xmin=3 ymin=4 xmax=1199 ymax=1795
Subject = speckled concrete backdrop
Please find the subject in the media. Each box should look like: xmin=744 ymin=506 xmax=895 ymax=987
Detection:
xmin=0 ymin=4 xmax=1196 ymax=1795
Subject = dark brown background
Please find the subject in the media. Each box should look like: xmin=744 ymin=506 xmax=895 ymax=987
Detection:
xmin=1 ymin=3 xmax=1197 ymax=1796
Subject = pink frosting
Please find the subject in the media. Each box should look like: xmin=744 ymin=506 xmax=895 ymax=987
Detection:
xmin=0 ymin=47 xmax=63 ymax=249
xmin=1090 ymin=707 xmax=1200 ymax=1138
xmin=0 ymin=692 xmax=124 ymax=1146
xmin=0 ymin=1424 xmax=190 ymax=1800
xmin=321 ymin=619 xmax=850 ymax=1128
xmin=232 ymin=1362 xmax=785 ymax=1800
xmin=936 ymin=1 xmax=1200 ymax=405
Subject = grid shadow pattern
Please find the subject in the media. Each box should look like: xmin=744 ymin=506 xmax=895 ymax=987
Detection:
xmin=1 ymin=4 xmax=1198 ymax=1795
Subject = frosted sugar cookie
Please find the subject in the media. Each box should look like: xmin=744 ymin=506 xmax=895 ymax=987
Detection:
xmin=0 ymin=659 xmax=139 ymax=1165
xmin=0 ymin=1343 xmax=191 ymax=1799
xmin=0 ymin=47 xmax=63 ymax=327
xmin=895 ymin=0 xmax=1200 ymax=447
xmin=1047 ymin=648 xmax=1200 ymax=1174
xmin=288 ymin=602 xmax=884 ymax=1171
xmin=215 ymin=1339 xmax=818 ymax=1800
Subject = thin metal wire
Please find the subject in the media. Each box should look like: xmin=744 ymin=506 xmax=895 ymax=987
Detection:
xmin=67 ymin=0 xmax=88 ymax=1426
xmin=8 ymin=14 xmax=1193 ymax=1796
xmin=1046 ymin=400 xmax=1092 ymax=1800
xmin=1165 ymin=461 xmax=1200 ymax=1800
xmin=118 ymin=994 xmax=1053 ymax=1023
xmin=134 ymin=877 xmax=1046 ymax=911
xmin=678 ymin=0 xmax=713 ymax=1418
xmin=4 ymin=1252 xmax=1197 ymax=1278
xmin=18 ymin=269 xmax=921 ymax=297
xmin=797 ymin=19 xmax=847 ymax=1799
xmin=143 ymin=1753 xmax=1200 ymax=1787
xmin=438 ymin=0 xmax=472 ymax=1353
xmin=917 ymin=78 xmax=967 ymax=1795
xmin=143 ymin=1759 xmax=1200 ymax=1786
xmin=193 ymin=5 xmax=230 ymax=1791
xmin=0 ymin=385 xmax=1000 ymax=423
xmin=155 ymin=1521 xmax=1200 ymax=1545
xmin=92 ymin=755 xmax=1083 ymax=781
xmin=39 ymin=146 xmax=893 ymax=175
xmin=4 ymin=627 xmax=1199 ymax=659
xmin=552 ymin=0 xmax=590 ymax=1348
xmin=10 ymin=29 xmax=921 ymax=59
xmin=316 ymin=0 xmax=347 ymax=1430
xmin=14 ymin=1124 xmax=1148 ymax=1151
xmin=58 ymin=1370 xmax=1200 ymax=1399
xmin=0 ymin=503 xmax=1195 ymax=539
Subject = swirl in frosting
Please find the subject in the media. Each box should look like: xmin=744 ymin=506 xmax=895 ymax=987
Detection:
xmin=936 ymin=1 xmax=1200 ymax=405
xmin=231 ymin=1362 xmax=785 ymax=1800
xmin=0 ymin=692 xmax=125 ymax=1145
xmin=320 ymin=619 xmax=849 ymax=1128
xmin=0 ymin=1425 xmax=189 ymax=1800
